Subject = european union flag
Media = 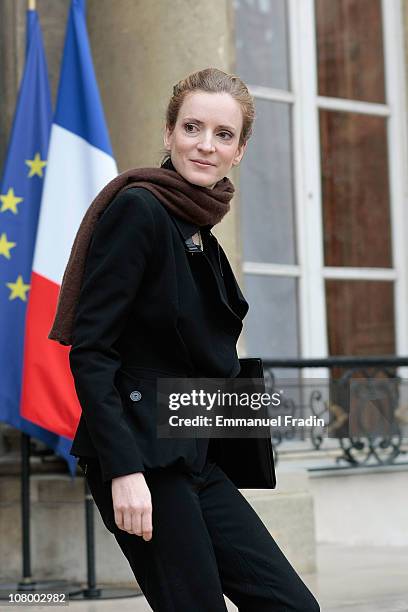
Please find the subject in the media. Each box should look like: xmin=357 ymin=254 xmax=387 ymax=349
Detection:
xmin=0 ymin=9 xmax=76 ymax=475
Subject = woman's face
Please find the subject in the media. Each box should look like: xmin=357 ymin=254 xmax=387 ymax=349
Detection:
xmin=164 ymin=91 xmax=247 ymax=189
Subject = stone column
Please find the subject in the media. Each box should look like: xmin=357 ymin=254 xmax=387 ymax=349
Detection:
xmin=87 ymin=0 xmax=247 ymax=351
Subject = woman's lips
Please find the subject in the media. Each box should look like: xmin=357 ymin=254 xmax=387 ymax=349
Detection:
xmin=191 ymin=160 xmax=215 ymax=167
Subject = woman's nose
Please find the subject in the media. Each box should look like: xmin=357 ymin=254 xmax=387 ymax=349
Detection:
xmin=197 ymin=136 xmax=215 ymax=152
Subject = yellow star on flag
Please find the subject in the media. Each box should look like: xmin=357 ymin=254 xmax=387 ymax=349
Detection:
xmin=6 ymin=275 xmax=30 ymax=301
xmin=0 ymin=188 xmax=23 ymax=214
xmin=0 ymin=233 xmax=16 ymax=259
xmin=25 ymin=152 xmax=47 ymax=178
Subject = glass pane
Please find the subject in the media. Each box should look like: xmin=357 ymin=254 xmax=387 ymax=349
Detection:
xmin=326 ymin=280 xmax=395 ymax=355
xmin=320 ymin=110 xmax=392 ymax=268
xmin=241 ymin=100 xmax=296 ymax=264
xmin=315 ymin=0 xmax=385 ymax=103
xmin=235 ymin=0 xmax=290 ymax=90
xmin=243 ymin=275 xmax=299 ymax=358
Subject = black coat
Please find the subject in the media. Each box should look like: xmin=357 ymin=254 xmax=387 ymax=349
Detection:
xmin=69 ymin=183 xmax=250 ymax=482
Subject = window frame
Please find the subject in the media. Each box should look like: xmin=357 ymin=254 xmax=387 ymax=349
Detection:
xmin=240 ymin=0 xmax=408 ymax=370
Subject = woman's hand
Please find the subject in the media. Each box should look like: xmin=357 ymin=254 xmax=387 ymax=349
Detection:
xmin=111 ymin=472 xmax=153 ymax=541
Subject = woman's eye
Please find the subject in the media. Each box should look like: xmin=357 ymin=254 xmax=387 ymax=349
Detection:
xmin=184 ymin=123 xmax=197 ymax=133
xmin=184 ymin=124 xmax=232 ymax=140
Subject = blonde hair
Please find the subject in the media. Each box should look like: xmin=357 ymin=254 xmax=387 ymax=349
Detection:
xmin=161 ymin=67 xmax=255 ymax=163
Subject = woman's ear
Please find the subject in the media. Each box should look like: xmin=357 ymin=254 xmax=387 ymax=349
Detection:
xmin=163 ymin=126 xmax=172 ymax=150
xmin=232 ymin=141 xmax=247 ymax=167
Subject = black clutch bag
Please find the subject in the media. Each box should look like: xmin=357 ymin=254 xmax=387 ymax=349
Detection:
xmin=207 ymin=358 xmax=276 ymax=489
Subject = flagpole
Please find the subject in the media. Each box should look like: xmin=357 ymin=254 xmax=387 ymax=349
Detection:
xmin=28 ymin=0 xmax=36 ymax=10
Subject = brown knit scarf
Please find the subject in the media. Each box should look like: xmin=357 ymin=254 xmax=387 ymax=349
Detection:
xmin=48 ymin=158 xmax=234 ymax=346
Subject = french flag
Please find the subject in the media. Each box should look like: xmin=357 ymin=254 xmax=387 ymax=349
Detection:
xmin=21 ymin=0 xmax=117 ymax=439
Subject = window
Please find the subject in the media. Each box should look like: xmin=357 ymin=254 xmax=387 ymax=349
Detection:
xmin=235 ymin=0 xmax=408 ymax=360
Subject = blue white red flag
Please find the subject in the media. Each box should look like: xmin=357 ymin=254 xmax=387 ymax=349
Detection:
xmin=20 ymin=0 xmax=117 ymax=454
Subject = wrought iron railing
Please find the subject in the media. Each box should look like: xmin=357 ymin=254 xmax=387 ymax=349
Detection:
xmin=262 ymin=356 xmax=408 ymax=468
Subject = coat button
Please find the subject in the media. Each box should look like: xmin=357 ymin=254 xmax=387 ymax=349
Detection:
xmin=130 ymin=390 xmax=142 ymax=402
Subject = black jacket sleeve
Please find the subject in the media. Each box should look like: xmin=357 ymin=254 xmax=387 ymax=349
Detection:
xmin=69 ymin=188 xmax=156 ymax=482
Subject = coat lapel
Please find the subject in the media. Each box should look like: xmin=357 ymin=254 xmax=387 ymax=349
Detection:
xmin=216 ymin=241 xmax=249 ymax=320
xmin=169 ymin=214 xmax=249 ymax=332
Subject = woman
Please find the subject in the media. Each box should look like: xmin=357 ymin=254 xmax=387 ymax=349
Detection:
xmin=50 ymin=68 xmax=320 ymax=611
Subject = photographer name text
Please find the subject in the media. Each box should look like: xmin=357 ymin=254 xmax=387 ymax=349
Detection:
xmin=168 ymin=415 xmax=325 ymax=428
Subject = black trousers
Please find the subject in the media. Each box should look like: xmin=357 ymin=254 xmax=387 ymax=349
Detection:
xmin=80 ymin=457 xmax=320 ymax=612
